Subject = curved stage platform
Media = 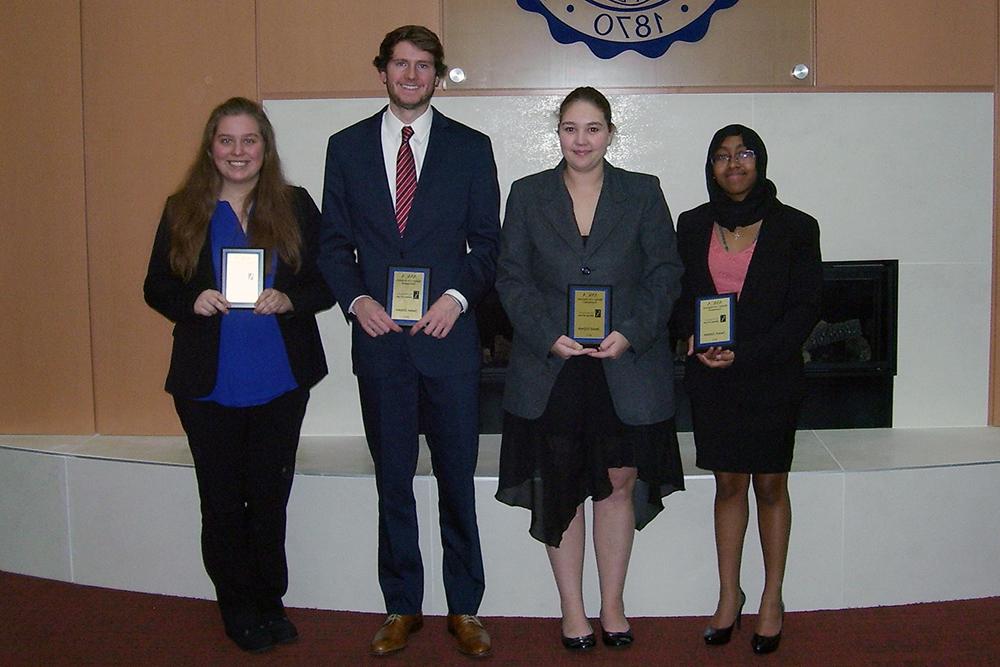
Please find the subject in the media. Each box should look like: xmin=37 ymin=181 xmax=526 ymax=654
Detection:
xmin=2 ymin=429 xmax=1000 ymax=616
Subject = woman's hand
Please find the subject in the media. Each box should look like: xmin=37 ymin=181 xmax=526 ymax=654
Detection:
xmin=550 ymin=335 xmax=594 ymax=360
xmin=688 ymin=335 xmax=735 ymax=368
xmin=193 ymin=289 xmax=229 ymax=316
xmin=254 ymin=288 xmax=293 ymax=315
xmin=690 ymin=334 xmax=734 ymax=368
xmin=590 ymin=331 xmax=631 ymax=360
xmin=696 ymin=347 xmax=734 ymax=368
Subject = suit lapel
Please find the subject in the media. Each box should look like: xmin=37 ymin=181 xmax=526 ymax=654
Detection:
xmin=737 ymin=207 xmax=780 ymax=305
xmin=359 ymin=108 xmax=401 ymax=243
xmin=536 ymin=163 xmax=585 ymax=252
xmin=692 ymin=218 xmax=715 ymax=295
xmin=538 ymin=161 xmax=628 ymax=257
xmin=400 ymin=109 xmax=446 ymax=246
xmin=583 ymin=162 xmax=627 ymax=257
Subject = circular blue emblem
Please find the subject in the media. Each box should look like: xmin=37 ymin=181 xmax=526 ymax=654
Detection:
xmin=517 ymin=0 xmax=739 ymax=59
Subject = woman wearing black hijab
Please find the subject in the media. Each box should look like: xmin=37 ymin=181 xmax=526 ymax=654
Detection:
xmin=672 ymin=125 xmax=821 ymax=654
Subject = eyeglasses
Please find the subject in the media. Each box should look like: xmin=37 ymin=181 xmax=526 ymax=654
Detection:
xmin=711 ymin=149 xmax=756 ymax=165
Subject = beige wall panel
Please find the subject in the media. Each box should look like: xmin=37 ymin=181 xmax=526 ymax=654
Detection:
xmin=1 ymin=1 xmax=95 ymax=433
xmin=817 ymin=0 xmax=996 ymax=88
xmin=443 ymin=0 xmax=814 ymax=90
xmin=258 ymin=0 xmax=441 ymax=97
xmin=82 ymin=0 xmax=257 ymax=434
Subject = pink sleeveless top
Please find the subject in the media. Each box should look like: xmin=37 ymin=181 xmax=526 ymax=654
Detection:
xmin=708 ymin=224 xmax=756 ymax=298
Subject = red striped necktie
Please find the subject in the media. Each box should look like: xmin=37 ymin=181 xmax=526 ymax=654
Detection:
xmin=395 ymin=125 xmax=416 ymax=236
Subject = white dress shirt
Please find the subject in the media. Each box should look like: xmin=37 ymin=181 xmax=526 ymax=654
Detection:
xmin=381 ymin=105 xmax=433 ymax=205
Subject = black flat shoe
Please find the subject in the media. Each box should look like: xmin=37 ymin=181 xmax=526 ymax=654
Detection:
xmin=227 ymin=624 xmax=275 ymax=653
xmin=601 ymin=628 xmax=633 ymax=648
xmin=561 ymin=633 xmax=596 ymax=650
xmin=703 ymin=589 xmax=746 ymax=646
xmin=751 ymin=601 xmax=784 ymax=655
xmin=263 ymin=615 xmax=299 ymax=644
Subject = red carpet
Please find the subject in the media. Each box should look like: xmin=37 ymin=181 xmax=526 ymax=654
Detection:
xmin=3 ymin=570 xmax=998 ymax=665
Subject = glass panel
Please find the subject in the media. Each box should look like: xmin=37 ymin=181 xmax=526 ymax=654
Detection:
xmin=442 ymin=0 xmax=814 ymax=90
xmin=806 ymin=260 xmax=898 ymax=373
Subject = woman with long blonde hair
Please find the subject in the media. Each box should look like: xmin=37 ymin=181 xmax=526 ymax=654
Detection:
xmin=144 ymin=97 xmax=333 ymax=653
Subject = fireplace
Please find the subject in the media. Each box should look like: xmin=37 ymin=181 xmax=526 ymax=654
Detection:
xmin=477 ymin=259 xmax=899 ymax=433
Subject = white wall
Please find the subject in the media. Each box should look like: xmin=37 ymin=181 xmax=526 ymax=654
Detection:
xmin=6 ymin=431 xmax=1000 ymax=615
xmin=265 ymin=92 xmax=994 ymax=434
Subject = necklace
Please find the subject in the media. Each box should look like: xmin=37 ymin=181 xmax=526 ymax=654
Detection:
xmin=716 ymin=222 xmax=761 ymax=252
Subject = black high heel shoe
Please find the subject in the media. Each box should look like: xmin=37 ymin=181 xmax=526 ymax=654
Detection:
xmin=601 ymin=628 xmax=633 ymax=648
xmin=751 ymin=601 xmax=784 ymax=655
xmin=561 ymin=633 xmax=596 ymax=650
xmin=703 ymin=589 xmax=746 ymax=646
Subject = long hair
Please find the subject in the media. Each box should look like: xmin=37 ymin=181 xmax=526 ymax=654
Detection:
xmin=166 ymin=97 xmax=301 ymax=281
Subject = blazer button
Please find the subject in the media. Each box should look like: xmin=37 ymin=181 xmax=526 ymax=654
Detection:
xmin=581 ymin=266 xmax=591 ymax=275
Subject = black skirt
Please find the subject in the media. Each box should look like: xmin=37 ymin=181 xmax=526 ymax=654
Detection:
xmin=496 ymin=355 xmax=685 ymax=547
xmin=691 ymin=399 xmax=800 ymax=474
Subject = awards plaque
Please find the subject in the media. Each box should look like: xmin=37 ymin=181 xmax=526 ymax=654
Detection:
xmin=568 ymin=284 xmax=612 ymax=346
xmin=387 ymin=266 xmax=430 ymax=325
xmin=221 ymin=248 xmax=264 ymax=308
xmin=695 ymin=294 xmax=736 ymax=349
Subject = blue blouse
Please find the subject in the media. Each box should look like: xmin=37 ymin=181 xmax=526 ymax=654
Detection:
xmin=200 ymin=201 xmax=297 ymax=407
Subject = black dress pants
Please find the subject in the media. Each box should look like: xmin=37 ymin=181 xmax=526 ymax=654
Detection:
xmin=174 ymin=388 xmax=308 ymax=633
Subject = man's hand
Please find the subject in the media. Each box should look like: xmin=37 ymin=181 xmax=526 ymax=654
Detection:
xmin=410 ymin=295 xmax=462 ymax=339
xmin=354 ymin=296 xmax=403 ymax=337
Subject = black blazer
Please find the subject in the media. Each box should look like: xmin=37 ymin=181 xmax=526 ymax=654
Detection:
xmin=672 ymin=199 xmax=821 ymax=406
xmin=144 ymin=186 xmax=335 ymax=397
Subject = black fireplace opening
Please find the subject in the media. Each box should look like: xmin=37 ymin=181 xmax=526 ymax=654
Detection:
xmin=477 ymin=259 xmax=898 ymax=433
xmin=796 ymin=259 xmax=898 ymax=429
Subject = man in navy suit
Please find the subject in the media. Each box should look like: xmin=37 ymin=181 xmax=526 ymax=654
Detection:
xmin=319 ymin=25 xmax=500 ymax=658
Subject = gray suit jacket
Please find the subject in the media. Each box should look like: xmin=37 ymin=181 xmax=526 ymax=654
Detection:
xmin=496 ymin=161 xmax=683 ymax=425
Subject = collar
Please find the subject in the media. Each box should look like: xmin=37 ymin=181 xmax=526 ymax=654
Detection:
xmin=542 ymin=159 xmax=626 ymax=203
xmin=382 ymin=105 xmax=434 ymax=144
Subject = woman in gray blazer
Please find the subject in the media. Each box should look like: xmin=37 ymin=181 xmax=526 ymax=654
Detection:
xmin=495 ymin=87 xmax=684 ymax=650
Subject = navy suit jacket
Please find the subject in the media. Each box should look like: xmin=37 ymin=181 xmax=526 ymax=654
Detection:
xmin=319 ymin=107 xmax=501 ymax=378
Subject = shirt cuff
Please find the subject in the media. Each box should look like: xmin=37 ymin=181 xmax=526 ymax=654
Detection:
xmin=348 ymin=295 xmax=372 ymax=315
xmin=444 ymin=289 xmax=467 ymax=313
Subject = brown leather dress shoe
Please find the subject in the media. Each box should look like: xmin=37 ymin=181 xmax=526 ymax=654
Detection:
xmin=370 ymin=613 xmax=423 ymax=656
xmin=447 ymin=614 xmax=492 ymax=657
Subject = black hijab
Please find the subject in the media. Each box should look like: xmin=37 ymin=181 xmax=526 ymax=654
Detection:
xmin=706 ymin=124 xmax=777 ymax=231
